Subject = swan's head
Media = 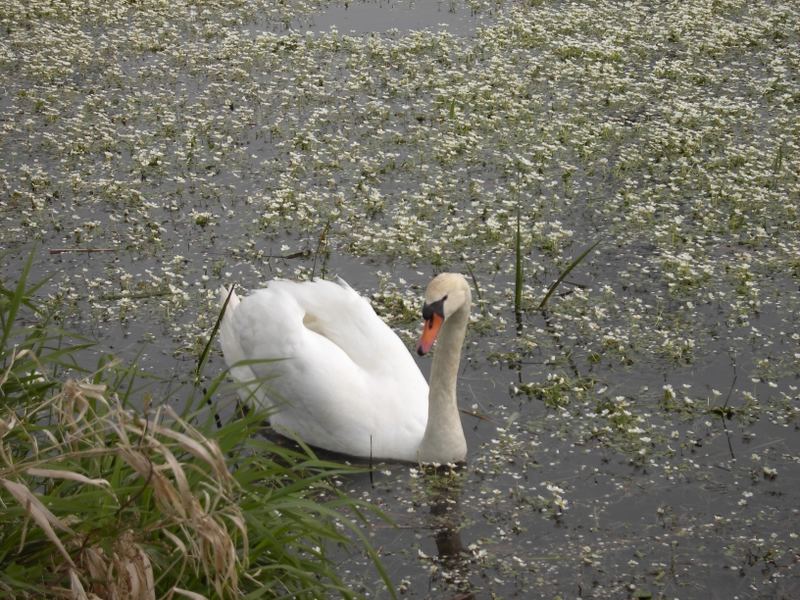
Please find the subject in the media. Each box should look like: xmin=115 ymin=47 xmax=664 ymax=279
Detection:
xmin=417 ymin=273 xmax=471 ymax=356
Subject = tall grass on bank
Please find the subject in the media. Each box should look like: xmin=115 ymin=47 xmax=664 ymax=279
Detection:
xmin=0 ymin=255 xmax=392 ymax=599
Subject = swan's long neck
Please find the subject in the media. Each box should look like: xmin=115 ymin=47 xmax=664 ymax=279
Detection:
xmin=418 ymin=303 xmax=469 ymax=464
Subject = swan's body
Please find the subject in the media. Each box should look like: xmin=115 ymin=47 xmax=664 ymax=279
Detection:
xmin=218 ymin=273 xmax=470 ymax=463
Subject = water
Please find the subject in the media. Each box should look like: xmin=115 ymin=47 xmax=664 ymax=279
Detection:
xmin=1 ymin=0 xmax=798 ymax=597
xmin=303 ymin=0 xmax=492 ymax=35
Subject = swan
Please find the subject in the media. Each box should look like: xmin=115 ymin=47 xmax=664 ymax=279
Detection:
xmin=217 ymin=273 xmax=470 ymax=464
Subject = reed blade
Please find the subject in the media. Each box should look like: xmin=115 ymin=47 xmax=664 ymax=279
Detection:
xmin=514 ymin=208 xmax=523 ymax=315
xmin=196 ymin=285 xmax=235 ymax=383
xmin=538 ymin=239 xmax=601 ymax=310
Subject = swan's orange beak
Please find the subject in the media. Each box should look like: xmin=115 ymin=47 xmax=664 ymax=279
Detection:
xmin=417 ymin=313 xmax=443 ymax=356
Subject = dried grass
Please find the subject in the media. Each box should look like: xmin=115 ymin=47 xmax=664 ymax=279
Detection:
xmin=0 ymin=376 xmax=245 ymax=598
xmin=0 ymin=477 xmax=75 ymax=567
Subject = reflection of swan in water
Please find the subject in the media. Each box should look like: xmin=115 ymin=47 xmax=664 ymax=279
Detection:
xmin=218 ymin=273 xmax=471 ymax=463
xmin=424 ymin=469 xmax=475 ymax=600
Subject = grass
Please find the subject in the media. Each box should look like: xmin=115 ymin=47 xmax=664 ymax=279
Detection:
xmin=514 ymin=207 xmax=523 ymax=317
xmin=537 ymin=240 xmax=601 ymax=310
xmin=0 ymin=252 xmax=393 ymax=599
xmin=513 ymin=209 xmax=600 ymax=315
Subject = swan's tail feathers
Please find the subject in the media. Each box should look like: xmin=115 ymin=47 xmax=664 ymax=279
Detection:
xmin=218 ymin=285 xmax=240 ymax=314
xmin=217 ymin=285 xmax=271 ymax=407
xmin=333 ymin=275 xmax=354 ymax=291
xmin=217 ymin=286 xmax=238 ymax=359
xmin=218 ymin=286 xmax=241 ymax=364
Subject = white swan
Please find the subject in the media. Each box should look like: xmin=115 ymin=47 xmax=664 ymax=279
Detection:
xmin=218 ymin=273 xmax=470 ymax=464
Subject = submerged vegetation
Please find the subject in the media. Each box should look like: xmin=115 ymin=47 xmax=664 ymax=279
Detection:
xmin=0 ymin=0 xmax=798 ymax=597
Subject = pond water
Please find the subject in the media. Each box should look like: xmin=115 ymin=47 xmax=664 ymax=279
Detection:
xmin=303 ymin=0 xmax=494 ymax=35
xmin=1 ymin=0 xmax=799 ymax=598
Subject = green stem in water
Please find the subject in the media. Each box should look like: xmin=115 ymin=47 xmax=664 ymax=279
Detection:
xmin=514 ymin=207 xmax=523 ymax=315
xmin=538 ymin=239 xmax=601 ymax=310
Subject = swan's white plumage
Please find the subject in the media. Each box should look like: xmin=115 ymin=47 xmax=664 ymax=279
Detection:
xmin=219 ymin=278 xmax=430 ymax=461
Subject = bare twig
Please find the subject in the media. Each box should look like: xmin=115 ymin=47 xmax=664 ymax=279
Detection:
xmin=49 ymin=248 xmax=117 ymax=255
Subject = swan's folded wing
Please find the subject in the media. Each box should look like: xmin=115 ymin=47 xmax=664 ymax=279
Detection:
xmin=266 ymin=279 xmax=416 ymax=376
xmin=223 ymin=280 xmax=428 ymax=459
